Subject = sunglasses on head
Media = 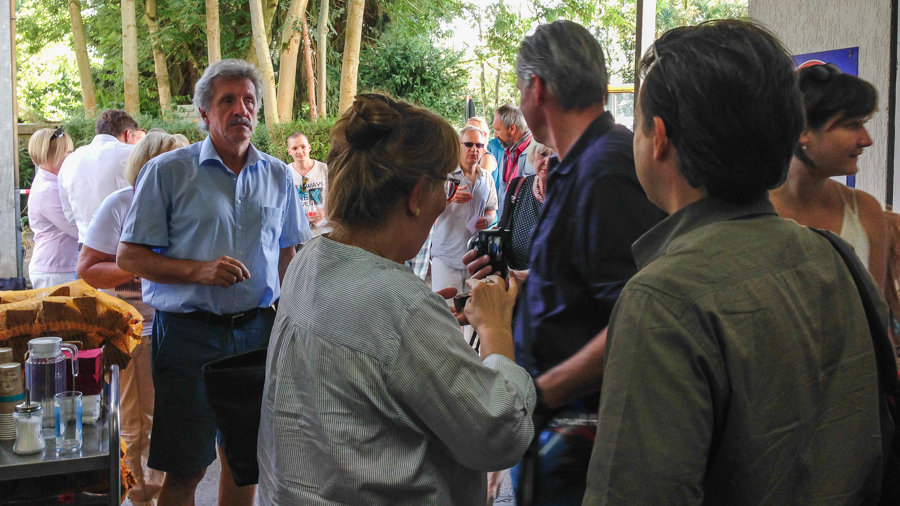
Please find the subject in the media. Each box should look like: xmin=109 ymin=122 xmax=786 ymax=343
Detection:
xmin=462 ymin=142 xmax=484 ymax=149
xmin=52 ymin=127 xmax=64 ymax=140
xmin=804 ymin=63 xmax=842 ymax=82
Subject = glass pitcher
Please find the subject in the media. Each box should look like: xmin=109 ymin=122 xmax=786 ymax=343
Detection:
xmin=25 ymin=337 xmax=78 ymax=431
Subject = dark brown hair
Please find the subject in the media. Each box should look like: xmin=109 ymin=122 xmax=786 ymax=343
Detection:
xmin=95 ymin=109 xmax=139 ymax=138
xmin=326 ymin=94 xmax=459 ymax=230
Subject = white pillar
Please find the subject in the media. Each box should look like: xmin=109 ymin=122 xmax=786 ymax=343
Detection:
xmin=634 ymin=0 xmax=657 ymax=98
xmin=0 ymin=0 xmax=19 ymax=278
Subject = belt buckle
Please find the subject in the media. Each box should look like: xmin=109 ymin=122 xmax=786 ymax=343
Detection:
xmin=230 ymin=312 xmax=246 ymax=326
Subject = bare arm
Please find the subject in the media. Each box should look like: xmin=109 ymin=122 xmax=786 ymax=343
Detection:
xmin=278 ymin=246 xmax=295 ymax=284
xmin=857 ymin=190 xmax=888 ymax=291
xmin=535 ymin=327 xmax=608 ymax=408
xmin=117 ymin=241 xmax=250 ymax=288
xmin=77 ymin=245 xmax=135 ymax=289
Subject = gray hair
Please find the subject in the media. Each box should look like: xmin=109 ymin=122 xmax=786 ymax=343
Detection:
xmin=459 ymin=125 xmax=485 ymax=140
xmin=516 ymin=20 xmax=608 ymax=110
xmin=192 ymin=59 xmax=264 ymax=132
xmin=495 ymin=104 xmax=528 ymax=133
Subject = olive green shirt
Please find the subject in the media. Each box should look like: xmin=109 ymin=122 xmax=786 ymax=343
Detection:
xmin=584 ymin=196 xmax=885 ymax=505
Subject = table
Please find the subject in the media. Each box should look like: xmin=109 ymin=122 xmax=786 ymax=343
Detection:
xmin=0 ymin=365 xmax=121 ymax=505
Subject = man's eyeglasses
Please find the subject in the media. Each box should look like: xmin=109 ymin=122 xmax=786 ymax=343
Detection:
xmin=804 ymin=63 xmax=842 ymax=82
xmin=462 ymin=142 xmax=484 ymax=149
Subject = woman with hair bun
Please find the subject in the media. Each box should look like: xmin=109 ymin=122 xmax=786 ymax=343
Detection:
xmin=771 ymin=65 xmax=887 ymax=288
xmin=258 ymin=94 xmax=536 ymax=506
xmin=26 ymin=127 xmax=77 ymax=288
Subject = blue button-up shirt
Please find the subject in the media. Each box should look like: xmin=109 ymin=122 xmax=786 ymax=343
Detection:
xmin=121 ymin=137 xmax=311 ymax=314
xmin=514 ymin=112 xmax=666 ymax=410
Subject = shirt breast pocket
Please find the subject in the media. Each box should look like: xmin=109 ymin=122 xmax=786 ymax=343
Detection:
xmin=260 ymin=206 xmax=284 ymax=247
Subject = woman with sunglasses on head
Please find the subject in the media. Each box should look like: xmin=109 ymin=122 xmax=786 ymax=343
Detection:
xmin=431 ymin=125 xmax=499 ymax=294
xmin=26 ymin=128 xmax=77 ymax=288
xmin=771 ymin=64 xmax=887 ymax=288
xmin=257 ymin=94 xmax=535 ymax=505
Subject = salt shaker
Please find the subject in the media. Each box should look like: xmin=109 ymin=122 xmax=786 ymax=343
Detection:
xmin=13 ymin=390 xmax=45 ymax=455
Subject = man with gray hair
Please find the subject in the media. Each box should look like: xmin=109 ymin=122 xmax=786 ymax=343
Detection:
xmin=467 ymin=20 xmax=666 ymax=505
xmin=493 ymin=104 xmax=536 ymax=212
xmin=118 ymin=59 xmax=311 ymax=506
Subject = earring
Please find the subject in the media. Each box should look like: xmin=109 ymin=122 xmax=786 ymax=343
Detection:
xmin=801 ymin=144 xmax=808 ymax=150
xmin=414 ymin=208 xmax=420 ymax=217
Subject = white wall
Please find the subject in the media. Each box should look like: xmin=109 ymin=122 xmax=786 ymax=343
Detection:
xmin=750 ymin=0 xmax=892 ymax=205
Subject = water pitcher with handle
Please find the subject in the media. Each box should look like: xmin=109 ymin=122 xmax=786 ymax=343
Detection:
xmin=25 ymin=337 xmax=78 ymax=431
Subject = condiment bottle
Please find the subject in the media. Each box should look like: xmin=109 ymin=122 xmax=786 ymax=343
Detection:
xmin=13 ymin=390 xmax=45 ymax=455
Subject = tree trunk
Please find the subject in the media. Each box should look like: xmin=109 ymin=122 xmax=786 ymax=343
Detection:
xmin=302 ymin=11 xmax=317 ymax=120
xmin=206 ymin=0 xmax=221 ymax=63
xmin=144 ymin=0 xmax=173 ymax=115
xmin=68 ymin=0 xmax=96 ymax=117
xmin=122 ymin=0 xmax=139 ymax=115
xmin=245 ymin=0 xmax=279 ymax=66
xmin=494 ymin=65 xmax=500 ymax=114
xmin=275 ymin=0 xmax=308 ymax=122
xmin=249 ymin=0 xmax=280 ymax=128
xmin=316 ymin=0 xmax=328 ymax=119
xmin=338 ymin=0 xmax=364 ymax=115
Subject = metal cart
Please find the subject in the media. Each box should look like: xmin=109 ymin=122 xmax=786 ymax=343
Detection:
xmin=0 ymin=365 xmax=121 ymax=505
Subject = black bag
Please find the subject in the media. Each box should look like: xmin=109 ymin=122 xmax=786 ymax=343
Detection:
xmin=202 ymin=348 xmax=268 ymax=487
xmin=811 ymin=228 xmax=900 ymax=503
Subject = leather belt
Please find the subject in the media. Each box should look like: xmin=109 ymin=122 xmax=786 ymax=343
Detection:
xmin=181 ymin=306 xmax=274 ymax=327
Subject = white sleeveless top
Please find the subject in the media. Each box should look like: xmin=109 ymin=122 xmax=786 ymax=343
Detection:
xmin=839 ymin=189 xmax=870 ymax=270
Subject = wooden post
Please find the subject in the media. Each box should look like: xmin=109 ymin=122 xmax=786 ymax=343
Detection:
xmin=206 ymin=0 xmax=221 ymax=64
xmin=122 ymin=0 xmax=139 ymax=115
xmin=68 ymin=0 xmax=96 ymax=118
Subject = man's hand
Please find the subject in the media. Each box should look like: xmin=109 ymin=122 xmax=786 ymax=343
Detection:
xmin=475 ymin=217 xmax=490 ymax=231
xmin=195 ymin=256 xmax=251 ymax=288
xmin=463 ymin=249 xmax=492 ymax=280
xmin=450 ymin=185 xmax=474 ymax=204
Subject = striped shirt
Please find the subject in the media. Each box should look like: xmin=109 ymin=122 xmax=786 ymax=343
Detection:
xmin=257 ymin=237 xmax=536 ymax=505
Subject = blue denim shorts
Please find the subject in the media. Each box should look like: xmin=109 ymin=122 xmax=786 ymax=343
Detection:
xmin=147 ymin=308 xmax=275 ymax=476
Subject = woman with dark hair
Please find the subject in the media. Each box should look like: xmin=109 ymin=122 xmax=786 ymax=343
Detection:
xmin=771 ymin=64 xmax=886 ymax=287
xmin=257 ymin=94 xmax=535 ymax=505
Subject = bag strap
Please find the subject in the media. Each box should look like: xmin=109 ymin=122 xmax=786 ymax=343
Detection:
xmin=810 ymin=228 xmax=900 ymax=412
xmin=498 ymin=176 xmax=528 ymax=231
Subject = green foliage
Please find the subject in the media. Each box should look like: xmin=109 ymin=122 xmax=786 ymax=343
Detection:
xmin=358 ymin=31 xmax=470 ymax=124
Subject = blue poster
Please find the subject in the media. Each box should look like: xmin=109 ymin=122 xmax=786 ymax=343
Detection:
xmin=793 ymin=47 xmax=859 ymax=187
xmin=794 ymin=47 xmax=859 ymax=76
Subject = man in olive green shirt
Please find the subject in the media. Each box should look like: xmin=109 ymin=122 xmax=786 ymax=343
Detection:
xmin=584 ymin=21 xmax=888 ymax=505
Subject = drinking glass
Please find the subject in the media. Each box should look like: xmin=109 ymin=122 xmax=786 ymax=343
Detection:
xmin=54 ymin=391 xmax=83 ymax=453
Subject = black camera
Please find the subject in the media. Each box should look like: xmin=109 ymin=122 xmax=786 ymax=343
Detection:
xmin=466 ymin=229 xmax=511 ymax=278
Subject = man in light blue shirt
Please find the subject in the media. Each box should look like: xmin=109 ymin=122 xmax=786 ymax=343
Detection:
xmin=118 ymin=59 xmax=310 ymax=506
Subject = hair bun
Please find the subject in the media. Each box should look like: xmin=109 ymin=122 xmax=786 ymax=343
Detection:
xmin=345 ymin=95 xmax=402 ymax=150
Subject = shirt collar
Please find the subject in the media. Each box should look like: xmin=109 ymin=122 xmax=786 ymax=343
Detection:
xmin=553 ymin=111 xmax=615 ymax=176
xmin=507 ymin=132 xmax=532 ymax=156
xmin=199 ymin=136 xmax=264 ymax=174
xmin=92 ymin=134 xmax=121 ymax=145
xmin=632 ymin=195 xmax=778 ymax=270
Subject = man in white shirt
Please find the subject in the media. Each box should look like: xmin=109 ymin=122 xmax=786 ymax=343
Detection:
xmin=287 ymin=131 xmax=328 ymax=235
xmin=58 ymin=109 xmax=139 ymax=243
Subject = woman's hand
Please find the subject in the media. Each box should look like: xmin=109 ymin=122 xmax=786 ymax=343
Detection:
xmin=450 ymin=185 xmax=474 ymax=204
xmin=465 ymin=275 xmax=517 ymax=331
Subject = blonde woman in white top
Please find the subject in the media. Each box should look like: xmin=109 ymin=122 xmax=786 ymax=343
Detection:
xmin=770 ymin=64 xmax=886 ymax=289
